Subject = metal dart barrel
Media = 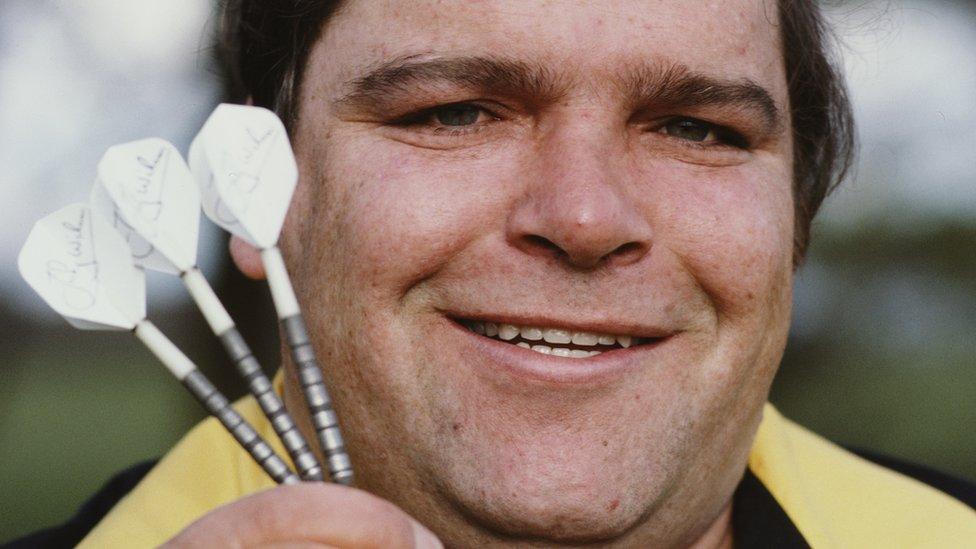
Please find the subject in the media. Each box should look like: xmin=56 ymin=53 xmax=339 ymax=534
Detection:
xmin=281 ymin=314 xmax=354 ymax=485
xmin=132 ymin=319 xmax=300 ymax=486
xmin=218 ymin=325 xmax=324 ymax=481
xmin=181 ymin=369 xmax=299 ymax=486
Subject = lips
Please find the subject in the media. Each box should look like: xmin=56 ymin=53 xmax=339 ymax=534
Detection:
xmin=448 ymin=315 xmax=670 ymax=386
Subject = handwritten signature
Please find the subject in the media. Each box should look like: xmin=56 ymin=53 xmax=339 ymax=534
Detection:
xmin=123 ymin=146 xmax=168 ymax=223
xmin=215 ymin=125 xmax=277 ymax=225
xmin=45 ymin=209 xmax=99 ymax=311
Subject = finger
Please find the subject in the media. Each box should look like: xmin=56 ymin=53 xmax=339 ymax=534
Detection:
xmin=163 ymin=483 xmax=442 ymax=548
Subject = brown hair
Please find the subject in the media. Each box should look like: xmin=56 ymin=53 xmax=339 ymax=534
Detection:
xmin=217 ymin=1 xmax=854 ymax=263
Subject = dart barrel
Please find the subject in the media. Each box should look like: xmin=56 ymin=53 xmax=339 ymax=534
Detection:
xmin=281 ymin=314 xmax=354 ymax=485
xmin=182 ymin=370 xmax=299 ymax=485
xmin=220 ymin=327 xmax=324 ymax=482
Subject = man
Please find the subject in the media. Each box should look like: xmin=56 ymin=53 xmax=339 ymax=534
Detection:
xmin=19 ymin=1 xmax=974 ymax=547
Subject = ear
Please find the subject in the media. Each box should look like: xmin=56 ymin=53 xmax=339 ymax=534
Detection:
xmin=229 ymin=235 xmax=265 ymax=280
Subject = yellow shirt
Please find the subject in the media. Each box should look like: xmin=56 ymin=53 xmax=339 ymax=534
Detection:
xmin=79 ymin=398 xmax=975 ymax=548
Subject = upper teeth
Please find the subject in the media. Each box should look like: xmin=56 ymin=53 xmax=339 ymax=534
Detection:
xmin=466 ymin=321 xmax=634 ymax=357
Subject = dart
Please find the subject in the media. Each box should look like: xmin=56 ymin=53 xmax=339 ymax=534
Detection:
xmin=18 ymin=202 xmax=300 ymax=486
xmin=189 ymin=103 xmax=354 ymax=486
xmin=90 ymin=137 xmax=324 ymax=482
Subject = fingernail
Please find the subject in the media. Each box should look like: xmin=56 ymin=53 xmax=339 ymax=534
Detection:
xmin=411 ymin=521 xmax=443 ymax=549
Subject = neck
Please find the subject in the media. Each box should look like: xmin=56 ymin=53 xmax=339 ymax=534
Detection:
xmin=687 ymin=503 xmax=734 ymax=549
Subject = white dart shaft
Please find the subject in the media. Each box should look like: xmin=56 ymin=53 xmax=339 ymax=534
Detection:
xmin=181 ymin=267 xmax=235 ymax=334
xmin=261 ymin=247 xmax=301 ymax=319
xmin=133 ymin=320 xmax=195 ymax=379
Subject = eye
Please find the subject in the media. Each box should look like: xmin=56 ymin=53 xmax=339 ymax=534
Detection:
xmin=381 ymin=101 xmax=511 ymax=149
xmin=659 ymin=117 xmax=749 ymax=149
xmin=664 ymin=118 xmax=713 ymax=141
xmin=433 ymin=104 xmax=483 ymax=126
xmin=393 ymin=102 xmax=496 ymax=131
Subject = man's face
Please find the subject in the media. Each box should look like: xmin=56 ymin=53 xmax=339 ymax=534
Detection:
xmin=280 ymin=0 xmax=794 ymax=545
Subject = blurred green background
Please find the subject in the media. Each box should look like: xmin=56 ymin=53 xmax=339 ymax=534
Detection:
xmin=1 ymin=0 xmax=974 ymax=543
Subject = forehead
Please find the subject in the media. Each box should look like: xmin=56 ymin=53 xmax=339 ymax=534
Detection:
xmin=314 ymin=0 xmax=786 ymax=98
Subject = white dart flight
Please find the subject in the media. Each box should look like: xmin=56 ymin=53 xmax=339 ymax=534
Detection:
xmin=18 ymin=202 xmax=298 ymax=486
xmin=91 ymin=138 xmax=323 ymax=482
xmin=19 ymin=202 xmax=145 ymax=331
xmin=189 ymin=103 xmax=354 ymax=485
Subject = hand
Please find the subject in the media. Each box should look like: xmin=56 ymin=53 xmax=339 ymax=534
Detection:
xmin=163 ymin=482 xmax=443 ymax=548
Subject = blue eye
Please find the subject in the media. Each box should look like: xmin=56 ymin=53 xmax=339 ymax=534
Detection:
xmin=433 ymin=104 xmax=482 ymax=126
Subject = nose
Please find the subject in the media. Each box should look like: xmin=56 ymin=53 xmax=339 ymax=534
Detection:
xmin=506 ymin=126 xmax=653 ymax=270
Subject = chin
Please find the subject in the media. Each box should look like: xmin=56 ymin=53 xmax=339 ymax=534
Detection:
xmin=456 ymin=488 xmax=652 ymax=544
xmin=435 ymin=451 xmax=672 ymax=545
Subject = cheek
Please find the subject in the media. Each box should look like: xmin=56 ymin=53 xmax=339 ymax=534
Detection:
xmin=322 ymin=140 xmax=519 ymax=298
xmin=651 ymin=159 xmax=794 ymax=320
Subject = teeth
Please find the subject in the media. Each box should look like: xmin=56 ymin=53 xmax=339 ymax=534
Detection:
xmin=542 ymin=328 xmax=572 ymax=345
xmin=571 ymin=332 xmax=599 ymax=345
xmin=499 ymin=324 xmax=519 ymax=340
xmin=465 ymin=319 xmax=638 ymax=357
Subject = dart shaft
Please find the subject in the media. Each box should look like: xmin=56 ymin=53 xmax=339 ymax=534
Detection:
xmin=281 ymin=314 xmax=354 ymax=486
xmin=181 ymin=267 xmax=234 ymax=334
xmin=220 ymin=327 xmax=324 ymax=482
xmin=182 ymin=370 xmax=300 ymax=485
xmin=261 ymin=247 xmax=301 ymax=318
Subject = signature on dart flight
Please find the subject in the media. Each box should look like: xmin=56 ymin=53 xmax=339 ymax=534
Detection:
xmin=46 ymin=208 xmax=99 ymax=311
xmin=126 ymin=146 xmax=168 ymax=224
xmin=214 ymin=125 xmax=276 ymax=226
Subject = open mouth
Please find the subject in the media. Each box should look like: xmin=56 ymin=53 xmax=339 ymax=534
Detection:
xmin=459 ymin=320 xmax=654 ymax=359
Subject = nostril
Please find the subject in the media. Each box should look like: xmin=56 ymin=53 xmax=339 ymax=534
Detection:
xmin=523 ymin=234 xmax=564 ymax=258
xmin=520 ymin=235 xmax=648 ymax=267
xmin=607 ymin=241 xmax=647 ymax=265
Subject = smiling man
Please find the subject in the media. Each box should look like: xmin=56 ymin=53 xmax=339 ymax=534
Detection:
xmin=37 ymin=1 xmax=971 ymax=548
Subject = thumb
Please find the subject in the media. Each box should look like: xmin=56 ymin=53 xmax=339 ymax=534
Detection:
xmin=411 ymin=520 xmax=443 ymax=549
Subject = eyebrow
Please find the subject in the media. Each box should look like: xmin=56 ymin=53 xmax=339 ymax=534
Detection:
xmin=623 ymin=63 xmax=782 ymax=131
xmin=334 ymin=55 xmax=783 ymax=131
xmin=334 ymin=54 xmax=569 ymax=109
